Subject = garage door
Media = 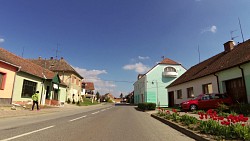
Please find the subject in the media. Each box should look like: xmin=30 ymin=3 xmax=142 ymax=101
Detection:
xmin=225 ymin=77 xmax=247 ymax=103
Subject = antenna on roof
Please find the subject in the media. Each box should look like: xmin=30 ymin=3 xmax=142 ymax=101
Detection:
xmin=230 ymin=30 xmax=238 ymax=40
xmin=198 ymin=45 xmax=200 ymax=63
xmin=21 ymin=47 xmax=24 ymax=57
xmin=161 ymin=56 xmax=164 ymax=60
xmin=238 ymin=17 xmax=245 ymax=42
xmin=55 ymin=43 xmax=60 ymax=60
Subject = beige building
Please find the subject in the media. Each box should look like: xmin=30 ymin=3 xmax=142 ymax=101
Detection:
xmin=30 ymin=57 xmax=84 ymax=103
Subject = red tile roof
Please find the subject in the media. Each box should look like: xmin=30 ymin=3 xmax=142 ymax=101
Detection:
xmin=83 ymin=82 xmax=95 ymax=90
xmin=168 ymin=39 xmax=250 ymax=87
xmin=0 ymin=48 xmax=55 ymax=79
xmin=159 ymin=58 xmax=180 ymax=65
xmin=29 ymin=58 xmax=83 ymax=79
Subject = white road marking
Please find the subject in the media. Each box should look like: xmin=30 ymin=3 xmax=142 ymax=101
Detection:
xmin=91 ymin=111 xmax=99 ymax=115
xmin=69 ymin=115 xmax=87 ymax=122
xmin=0 ymin=125 xmax=55 ymax=141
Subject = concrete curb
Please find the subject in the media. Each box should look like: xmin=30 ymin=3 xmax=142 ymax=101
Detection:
xmin=151 ymin=114 xmax=209 ymax=141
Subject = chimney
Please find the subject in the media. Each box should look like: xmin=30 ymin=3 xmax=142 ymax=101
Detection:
xmin=38 ymin=56 xmax=42 ymax=60
xmin=60 ymin=57 xmax=64 ymax=60
xmin=50 ymin=57 xmax=53 ymax=60
xmin=224 ymin=40 xmax=235 ymax=52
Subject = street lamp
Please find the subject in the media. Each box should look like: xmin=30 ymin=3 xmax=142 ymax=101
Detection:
xmin=152 ymin=80 xmax=159 ymax=107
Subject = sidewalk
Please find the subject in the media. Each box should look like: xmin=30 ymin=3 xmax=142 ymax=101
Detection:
xmin=0 ymin=103 xmax=105 ymax=119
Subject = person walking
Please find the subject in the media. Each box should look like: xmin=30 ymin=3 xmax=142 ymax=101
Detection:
xmin=32 ymin=91 xmax=40 ymax=110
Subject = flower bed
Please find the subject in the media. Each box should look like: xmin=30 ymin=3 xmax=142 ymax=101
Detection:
xmin=156 ymin=108 xmax=250 ymax=140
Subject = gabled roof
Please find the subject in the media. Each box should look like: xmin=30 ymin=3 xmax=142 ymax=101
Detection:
xmin=159 ymin=58 xmax=181 ymax=65
xmin=134 ymin=58 xmax=183 ymax=85
xmin=168 ymin=39 xmax=250 ymax=87
xmin=0 ymin=48 xmax=55 ymax=79
xmin=83 ymin=82 xmax=95 ymax=90
xmin=29 ymin=58 xmax=83 ymax=79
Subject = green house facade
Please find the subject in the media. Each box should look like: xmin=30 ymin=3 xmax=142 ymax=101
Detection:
xmin=134 ymin=58 xmax=186 ymax=107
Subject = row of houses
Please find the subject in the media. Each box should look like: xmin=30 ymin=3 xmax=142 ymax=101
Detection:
xmin=134 ymin=39 xmax=250 ymax=107
xmin=0 ymin=48 xmax=95 ymax=106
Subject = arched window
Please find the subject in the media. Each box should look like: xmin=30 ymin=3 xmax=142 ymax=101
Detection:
xmin=164 ymin=67 xmax=177 ymax=72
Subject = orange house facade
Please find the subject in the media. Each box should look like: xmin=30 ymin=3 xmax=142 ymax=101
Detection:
xmin=0 ymin=60 xmax=20 ymax=104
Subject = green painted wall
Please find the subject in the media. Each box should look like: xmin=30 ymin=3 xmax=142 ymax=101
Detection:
xmin=217 ymin=67 xmax=242 ymax=93
xmin=146 ymin=64 xmax=186 ymax=107
xmin=12 ymin=72 xmax=44 ymax=102
xmin=134 ymin=64 xmax=186 ymax=107
xmin=217 ymin=63 xmax=250 ymax=103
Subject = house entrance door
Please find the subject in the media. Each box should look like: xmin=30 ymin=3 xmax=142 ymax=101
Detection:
xmin=168 ymin=91 xmax=174 ymax=107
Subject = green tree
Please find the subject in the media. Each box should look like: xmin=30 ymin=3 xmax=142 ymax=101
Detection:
xmin=96 ymin=91 xmax=100 ymax=100
xmin=120 ymin=93 xmax=123 ymax=99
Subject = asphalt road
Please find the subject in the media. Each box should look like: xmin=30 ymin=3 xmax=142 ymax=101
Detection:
xmin=0 ymin=105 xmax=194 ymax=141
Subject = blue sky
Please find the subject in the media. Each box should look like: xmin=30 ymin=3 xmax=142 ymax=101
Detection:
xmin=0 ymin=0 xmax=250 ymax=97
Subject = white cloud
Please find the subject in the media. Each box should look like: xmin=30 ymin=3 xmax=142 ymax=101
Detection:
xmin=138 ymin=56 xmax=150 ymax=60
xmin=201 ymin=25 xmax=217 ymax=33
xmin=0 ymin=38 xmax=5 ymax=43
xmin=123 ymin=62 xmax=150 ymax=74
xmin=74 ymin=67 xmax=116 ymax=95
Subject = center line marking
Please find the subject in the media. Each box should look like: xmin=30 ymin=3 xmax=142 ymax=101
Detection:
xmin=69 ymin=115 xmax=87 ymax=122
xmin=0 ymin=125 xmax=54 ymax=141
xmin=91 ymin=111 xmax=99 ymax=115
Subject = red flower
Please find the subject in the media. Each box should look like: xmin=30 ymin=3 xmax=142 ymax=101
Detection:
xmin=218 ymin=116 xmax=224 ymax=120
xmin=205 ymin=114 xmax=208 ymax=119
xmin=199 ymin=115 xmax=204 ymax=120
xmin=242 ymin=124 xmax=245 ymax=127
xmin=172 ymin=109 xmax=177 ymax=113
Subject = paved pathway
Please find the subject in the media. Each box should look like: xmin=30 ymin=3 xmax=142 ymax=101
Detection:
xmin=0 ymin=103 xmax=106 ymax=119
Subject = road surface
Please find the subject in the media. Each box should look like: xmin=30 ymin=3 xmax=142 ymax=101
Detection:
xmin=0 ymin=104 xmax=194 ymax=141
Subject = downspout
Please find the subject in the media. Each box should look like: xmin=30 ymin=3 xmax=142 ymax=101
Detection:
xmin=214 ymin=73 xmax=220 ymax=93
xmin=239 ymin=65 xmax=248 ymax=103
xmin=10 ymin=66 xmax=21 ymax=104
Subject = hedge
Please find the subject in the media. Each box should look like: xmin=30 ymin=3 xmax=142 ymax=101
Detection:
xmin=138 ymin=103 xmax=156 ymax=111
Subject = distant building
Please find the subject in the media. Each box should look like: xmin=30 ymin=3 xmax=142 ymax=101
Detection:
xmin=82 ymin=82 xmax=95 ymax=99
xmin=134 ymin=58 xmax=186 ymax=107
xmin=168 ymin=40 xmax=250 ymax=106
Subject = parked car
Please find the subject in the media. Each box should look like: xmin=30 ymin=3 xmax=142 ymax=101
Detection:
xmin=180 ymin=93 xmax=233 ymax=111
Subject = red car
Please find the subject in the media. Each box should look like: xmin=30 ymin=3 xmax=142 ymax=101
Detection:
xmin=180 ymin=93 xmax=233 ymax=111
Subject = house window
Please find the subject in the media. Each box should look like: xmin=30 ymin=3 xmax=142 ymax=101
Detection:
xmin=177 ymin=90 xmax=182 ymax=99
xmin=76 ymin=79 xmax=79 ymax=85
xmin=21 ymin=80 xmax=37 ymax=98
xmin=202 ymin=83 xmax=213 ymax=94
xmin=187 ymin=87 xmax=194 ymax=98
xmin=164 ymin=67 xmax=177 ymax=72
xmin=0 ymin=72 xmax=6 ymax=90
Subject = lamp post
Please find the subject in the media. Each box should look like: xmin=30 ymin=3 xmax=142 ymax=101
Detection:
xmin=152 ymin=80 xmax=159 ymax=107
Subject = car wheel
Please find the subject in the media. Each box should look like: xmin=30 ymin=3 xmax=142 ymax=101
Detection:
xmin=190 ymin=105 xmax=197 ymax=111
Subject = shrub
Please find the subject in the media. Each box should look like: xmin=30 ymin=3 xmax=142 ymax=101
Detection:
xmin=230 ymin=104 xmax=250 ymax=116
xmin=138 ymin=103 xmax=156 ymax=111
xmin=147 ymin=103 xmax=156 ymax=110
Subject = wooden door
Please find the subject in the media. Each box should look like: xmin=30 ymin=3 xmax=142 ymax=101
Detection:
xmin=225 ymin=78 xmax=247 ymax=103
